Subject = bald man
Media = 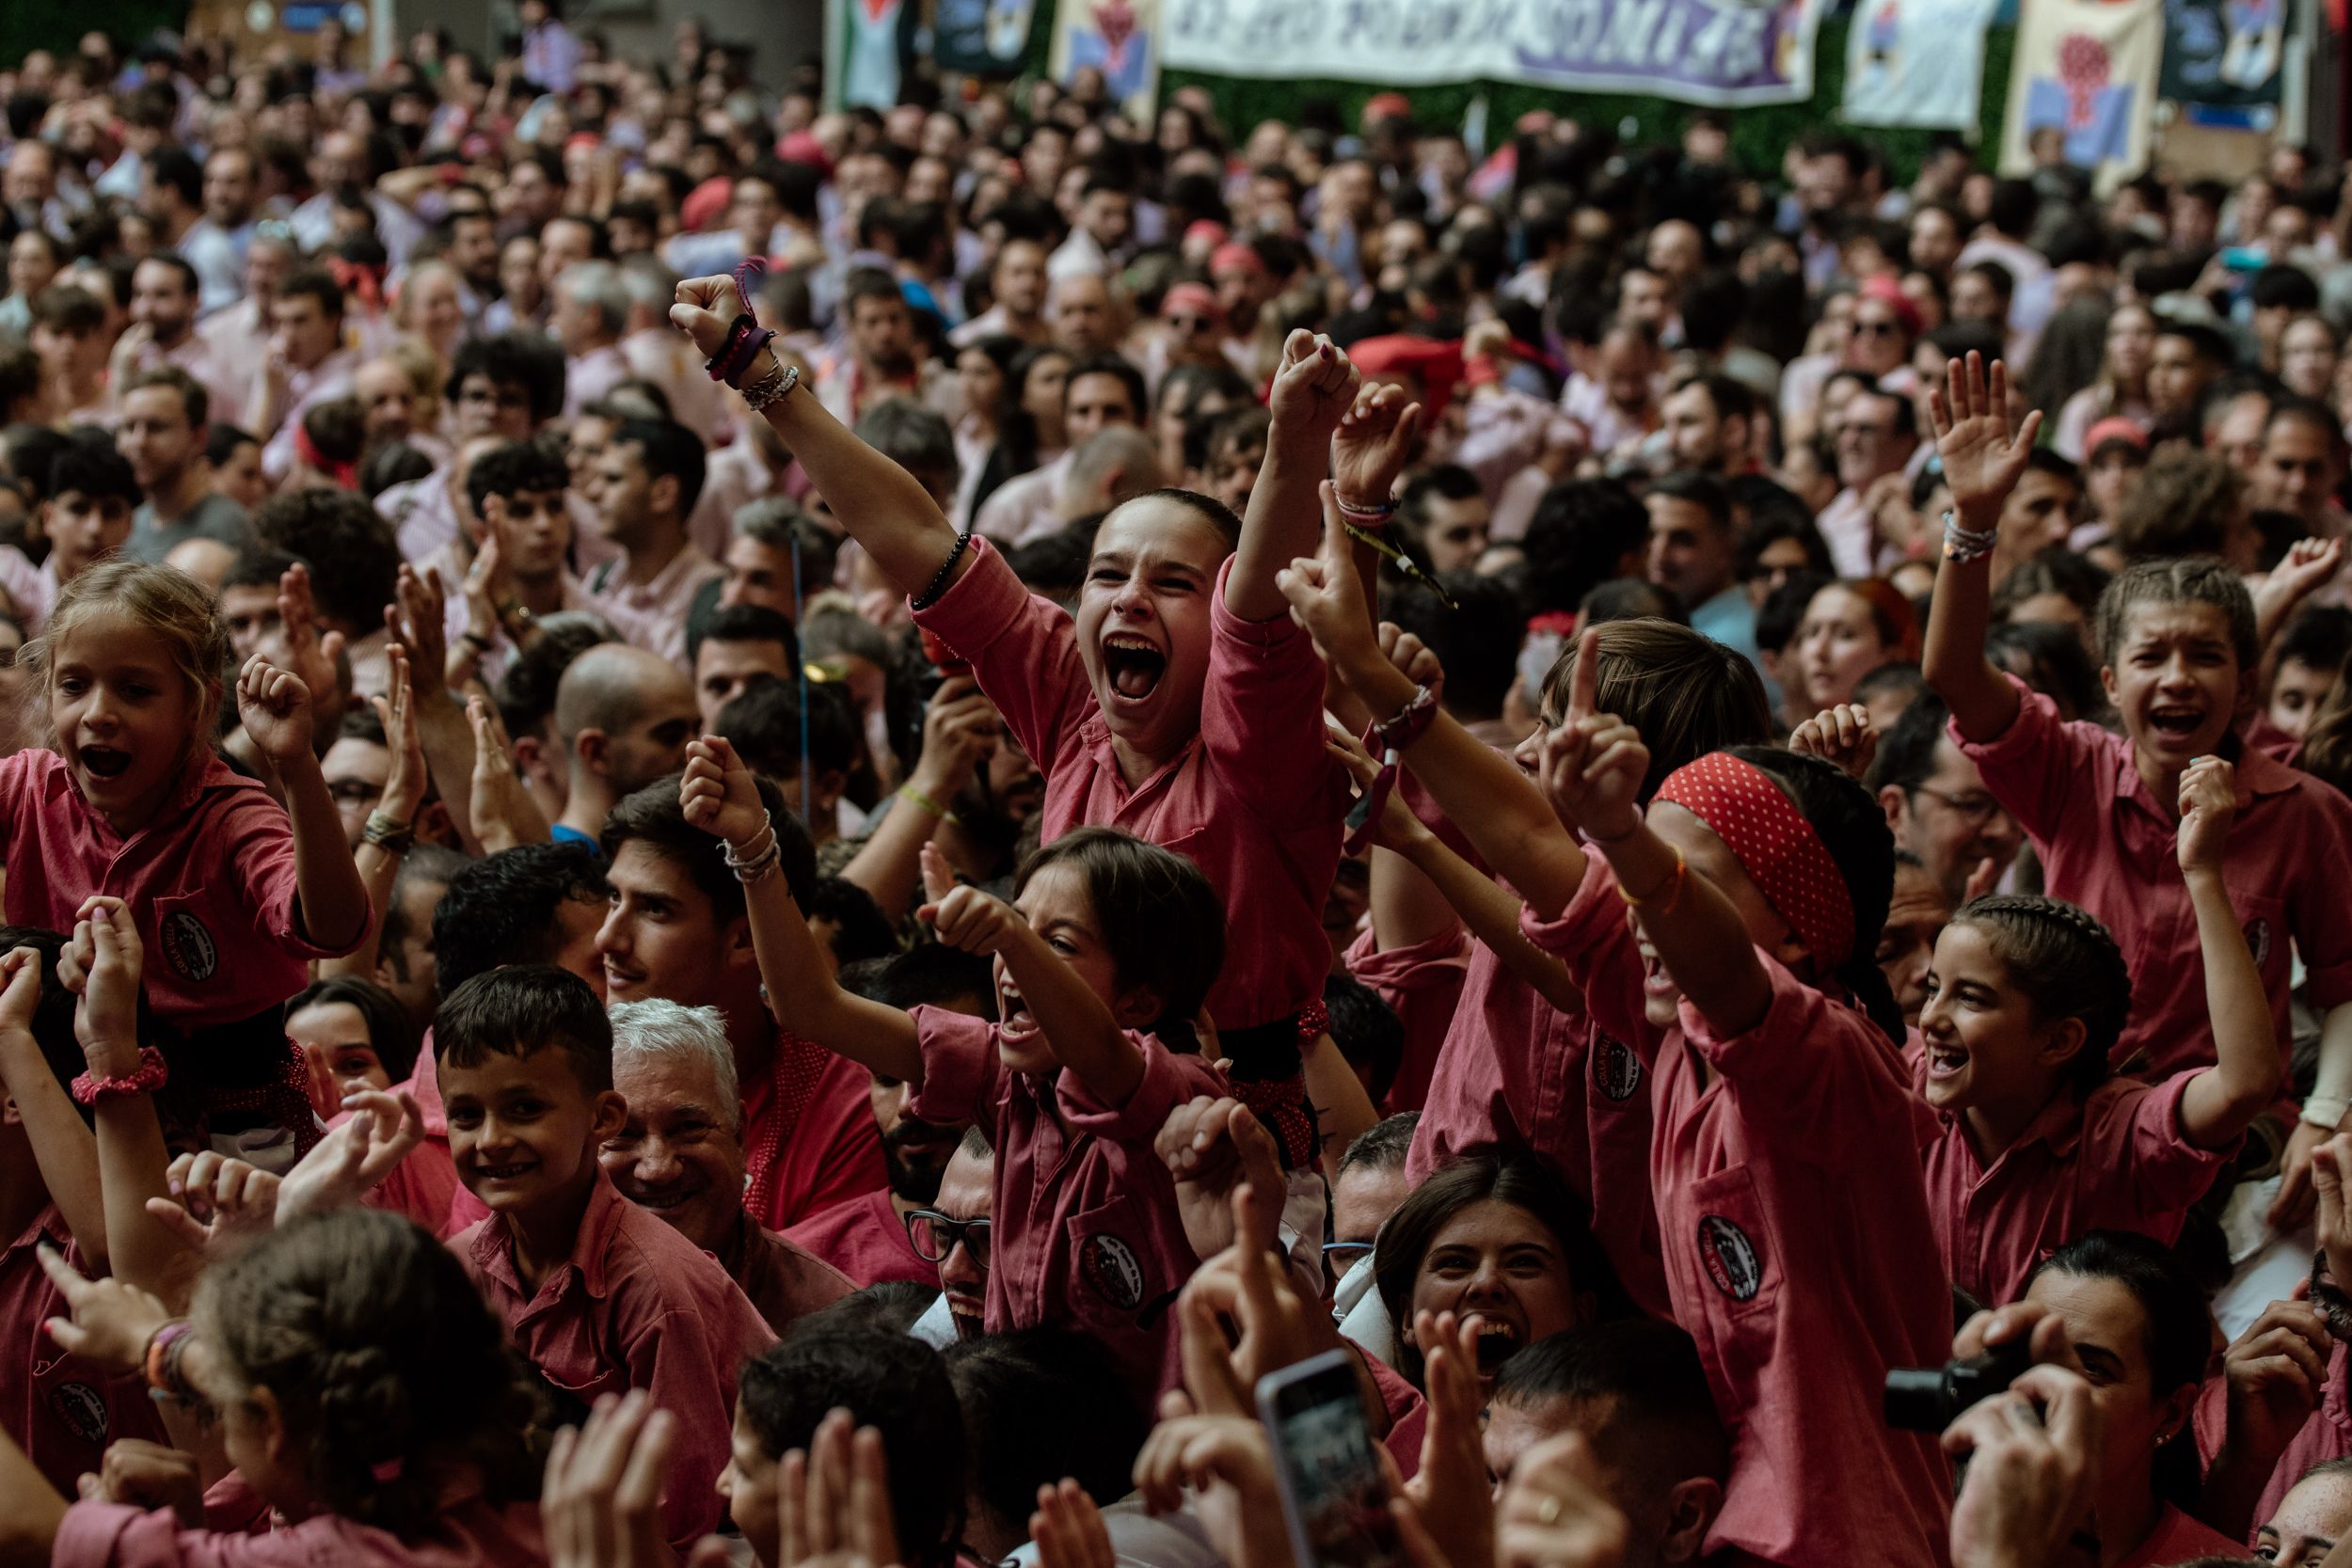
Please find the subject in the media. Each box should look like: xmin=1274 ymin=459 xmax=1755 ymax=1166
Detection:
xmin=1057 ymin=425 xmax=1163 ymax=523
xmin=1048 ymin=272 xmax=1123 ymax=357
xmin=550 ymin=642 xmax=702 ymax=844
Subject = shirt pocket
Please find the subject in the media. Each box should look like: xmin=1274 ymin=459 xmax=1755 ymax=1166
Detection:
xmin=1062 ymin=1193 xmax=1173 ymax=1342
xmin=2218 ymin=879 xmax=2291 ymax=993
xmin=148 ymin=890 xmax=227 ymax=988
xmin=1682 ymin=1164 xmax=1780 ymax=1323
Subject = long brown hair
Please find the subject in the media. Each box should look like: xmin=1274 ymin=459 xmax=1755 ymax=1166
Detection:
xmin=19 ymin=559 xmax=229 ymax=753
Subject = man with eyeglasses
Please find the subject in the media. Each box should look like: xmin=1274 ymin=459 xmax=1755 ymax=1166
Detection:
xmin=1867 ymin=692 xmax=2024 ymax=909
xmin=1328 ymin=1113 xmax=1417 ymax=1294
xmin=909 ymin=1128 xmax=995 ymax=1341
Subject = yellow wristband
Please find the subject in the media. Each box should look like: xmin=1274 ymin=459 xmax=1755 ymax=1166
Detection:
xmin=898 ymin=785 xmax=960 ymax=825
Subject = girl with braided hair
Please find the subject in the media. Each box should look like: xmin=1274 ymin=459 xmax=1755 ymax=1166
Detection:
xmin=1915 ymin=753 xmax=2277 ymax=1309
xmin=6 ymin=1206 xmax=548 ymax=1563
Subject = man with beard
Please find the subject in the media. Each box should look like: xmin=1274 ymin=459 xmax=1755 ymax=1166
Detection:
xmin=602 ymin=997 xmax=854 ymax=1334
xmin=787 ymin=946 xmax=990 ymax=1286
xmin=818 ymin=267 xmax=950 ymax=425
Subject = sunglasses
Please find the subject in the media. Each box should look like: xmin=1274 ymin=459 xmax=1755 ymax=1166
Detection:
xmin=1167 ymin=313 xmax=1216 ymax=335
xmin=1852 ymin=318 xmax=1903 ymax=338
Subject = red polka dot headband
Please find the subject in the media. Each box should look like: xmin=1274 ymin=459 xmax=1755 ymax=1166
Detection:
xmin=1654 ymin=752 xmax=1856 ymax=972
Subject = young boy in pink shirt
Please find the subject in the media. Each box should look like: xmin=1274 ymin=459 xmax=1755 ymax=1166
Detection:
xmin=670 ymin=277 xmax=1421 ymax=1161
xmin=1922 ymin=353 xmax=2352 ymax=1228
xmin=437 ymin=963 xmax=772 ymax=1552
xmin=683 ymin=736 xmax=1223 ymax=1396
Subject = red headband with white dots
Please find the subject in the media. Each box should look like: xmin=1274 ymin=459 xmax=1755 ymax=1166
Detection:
xmin=1654 ymin=752 xmax=1856 ymax=972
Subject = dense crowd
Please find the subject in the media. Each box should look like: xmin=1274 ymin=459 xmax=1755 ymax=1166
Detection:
xmin=10 ymin=11 xmax=2352 ymax=1568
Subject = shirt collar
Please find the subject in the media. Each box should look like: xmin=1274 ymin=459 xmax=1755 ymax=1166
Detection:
xmin=470 ymin=1172 xmax=629 ymax=1302
xmin=41 ymin=747 xmax=240 ymax=838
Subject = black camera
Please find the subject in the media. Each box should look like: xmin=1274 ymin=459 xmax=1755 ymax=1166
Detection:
xmin=1883 ymin=1338 xmax=2035 ymax=1432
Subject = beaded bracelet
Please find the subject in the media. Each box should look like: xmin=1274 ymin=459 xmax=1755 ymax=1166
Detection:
xmin=913 ymin=531 xmax=974 ymax=611
xmin=72 ymin=1045 xmax=168 ymax=1106
xmin=1334 ymin=493 xmax=1398 ymax=527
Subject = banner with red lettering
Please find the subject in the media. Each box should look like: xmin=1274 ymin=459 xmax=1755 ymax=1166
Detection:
xmin=1159 ymin=0 xmax=1821 ymax=106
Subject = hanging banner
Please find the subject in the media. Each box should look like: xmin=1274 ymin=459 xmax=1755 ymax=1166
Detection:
xmin=836 ymin=0 xmax=912 ymax=109
xmin=1841 ymin=0 xmax=2002 ymax=127
xmin=2158 ymin=0 xmax=2287 ymax=111
xmin=1159 ymin=0 xmax=1821 ymax=106
xmin=1051 ymin=0 xmax=1162 ymax=120
xmin=937 ymin=0 xmax=1041 ymax=75
xmin=1999 ymin=0 xmax=2163 ymax=182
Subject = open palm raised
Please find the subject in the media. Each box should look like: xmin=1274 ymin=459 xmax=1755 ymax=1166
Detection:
xmin=1927 ymin=351 xmax=2043 ymax=515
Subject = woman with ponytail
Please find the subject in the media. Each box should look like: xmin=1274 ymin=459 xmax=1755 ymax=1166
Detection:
xmin=1915 ymin=754 xmax=2275 ymax=1309
xmin=1 ymin=1207 xmax=548 ymax=1565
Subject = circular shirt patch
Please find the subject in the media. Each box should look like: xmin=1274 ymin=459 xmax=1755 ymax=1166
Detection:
xmin=2245 ymin=918 xmax=2273 ymax=972
xmin=1698 ymin=1215 xmax=1763 ymax=1303
xmin=1592 ymin=1036 xmax=1644 ymax=1103
xmin=1080 ymin=1232 xmax=1146 ymax=1311
xmin=162 ymin=911 xmax=218 ymax=983
xmin=47 ymin=1381 xmax=107 ymax=1445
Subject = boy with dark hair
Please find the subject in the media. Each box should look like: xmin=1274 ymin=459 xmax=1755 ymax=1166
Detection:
xmin=0 ymin=436 xmax=140 ymax=630
xmin=1486 ymin=1322 xmax=1731 ymax=1568
xmin=714 ymin=676 xmax=863 ymax=843
xmin=598 ymin=775 xmax=885 ymax=1228
xmin=439 ymin=964 xmax=772 ymax=1552
xmin=366 ymin=841 xmax=613 ymax=1243
xmin=726 ymin=1328 xmax=968 ymax=1568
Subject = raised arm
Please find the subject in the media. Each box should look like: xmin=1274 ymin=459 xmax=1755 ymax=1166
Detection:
xmin=839 ymin=677 xmax=996 ymax=919
xmin=319 ymin=648 xmax=427 ymax=982
xmin=1920 ymin=354 xmax=2041 ymax=744
xmin=1278 ymin=486 xmax=1592 ymax=915
xmin=61 ymin=900 xmax=194 ymax=1307
xmin=929 ymin=880 xmax=1144 ymax=1110
xmin=1550 ymin=721 xmax=1775 ymax=1039
xmin=1229 ymin=331 xmax=1358 ymax=623
xmin=680 ymin=736 xmax=922 ymax=1081
xmin=1331 ymin=730 xmax=1580 ymax=1010
xmin=0 ymin=949 xmax=102 ymax=1267
xmin=2174 ymin=759 xmax=2280 ymax=1148
xmin=238 ymin=657 xmax=371 ymax=953
xmin=671 ymin=278 xmax=963 ymax=595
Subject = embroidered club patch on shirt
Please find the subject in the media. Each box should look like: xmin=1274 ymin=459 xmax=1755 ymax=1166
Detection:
xmin=162 ymin=911 xmax=218 ymax=982
xmin=1699 ymin=1215 xmax=1764 ymax=1303
xmin=1592 ymin=1036 xmax=1645 ymax=1103
xmin=1081 ymin=1231 xmax=1147 ymax=1311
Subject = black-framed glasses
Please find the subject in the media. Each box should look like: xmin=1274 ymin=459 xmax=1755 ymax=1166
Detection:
xmin=1322 ymin=1240 xmax=1375 ymax=1283
xmin=1912 ymin=785 xmax=2008 ymax=828
xmin=906 ymin=1210 xmax=992 ymax=1268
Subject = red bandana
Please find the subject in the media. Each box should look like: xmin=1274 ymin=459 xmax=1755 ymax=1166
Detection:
xmin=1654 ymin=752 xmax=1856 ymax=972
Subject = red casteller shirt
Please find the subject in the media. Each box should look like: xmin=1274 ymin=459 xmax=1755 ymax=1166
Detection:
xmin=912 ymin=541 xmax=1348 ymax=1033
xmin=455 ymin=1172 xmax=774 ymax=1553
xmin=1953 ymin=675 xmax=2352 ymax=1085
xmin=785 ymin=1186 xmax=938 ymax=1289
xmin=1524 ymin=857 xmax=1953 ymax=1568
xmin=740 ymin=1025 xmax=886 ymax=1231
xmin=0 ymin=750 xmax=365 ymax=1032
xmin=0 ymin=1207 xmax=167 ymax=1500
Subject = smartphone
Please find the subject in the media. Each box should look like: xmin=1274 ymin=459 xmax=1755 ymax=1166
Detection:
xmin=2221 ymin=245 xmax=2269 ymax=272
xmin=1256 ymin=1350 xmax=1406 ymax=1568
